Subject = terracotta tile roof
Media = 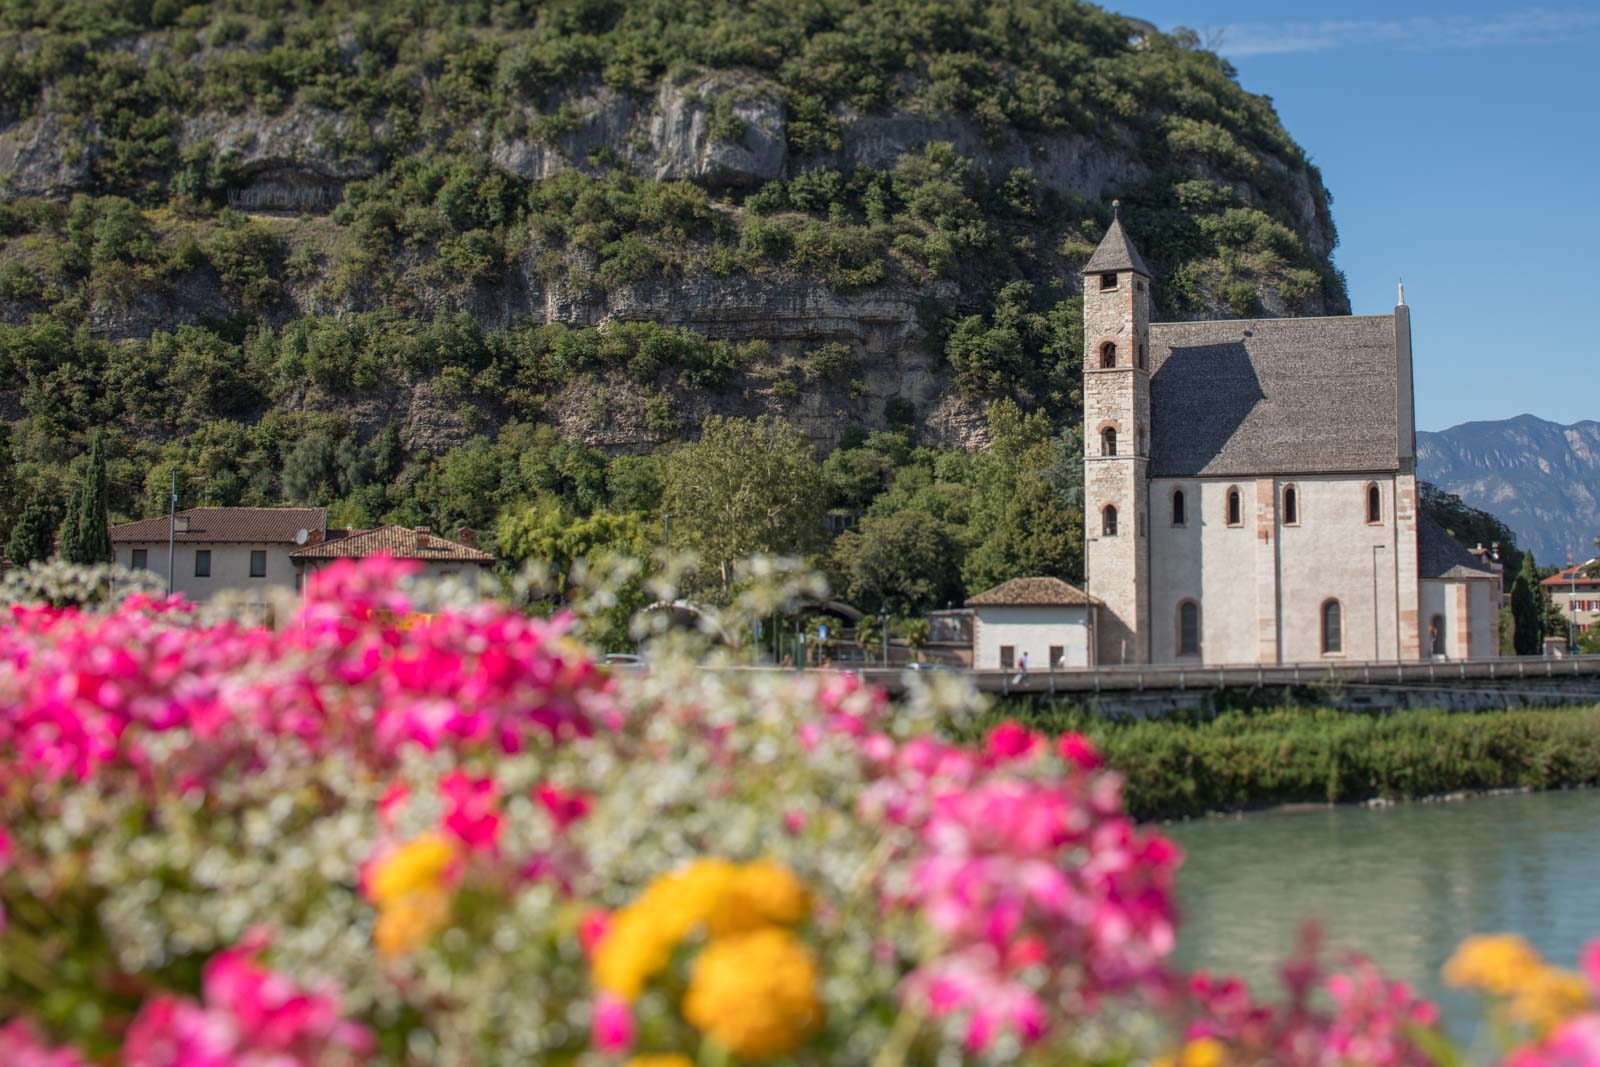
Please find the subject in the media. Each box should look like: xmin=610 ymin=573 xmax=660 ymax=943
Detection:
xmin=290 ymin=525 xmax=493 ymax=563
xmin=966 ymin=577 xmax=1101 ymax=608
xmin=111 ymin=507 xmax=326 ymax=545
xmin=1543 ymin=560 xmax=1600 ymax=587
xmin=1147 ymin=315 xmax=1400 ymax=478
xmin=1417 ymin=513 xmax=1498 ymax=580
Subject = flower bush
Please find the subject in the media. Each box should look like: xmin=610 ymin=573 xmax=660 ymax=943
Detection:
xmin=0 ymin=558 xmax=1593 ymax=1065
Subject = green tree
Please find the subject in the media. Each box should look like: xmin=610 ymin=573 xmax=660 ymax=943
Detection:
xmin=57 ymin=482 xmax=84 ymax=565
xmin=830 ymin=510 xmax=959 ymax=615
xmin=496 ymin=498 xmax=652 ymax=578
xmin=74 ymin=432 xmax=112 ymax=564
xmin=1509 ymin=551 xmax=1543 ymax=655
xmin=0 ymin=422 xmax=19 ymax=546
xmin=7 ymin=492 xmax=58 ymax=566
xmin=661 ymin=416 xmax=827 ymax=592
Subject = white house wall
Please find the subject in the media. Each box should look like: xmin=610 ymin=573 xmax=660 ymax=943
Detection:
xmin=972 ymin=606 xmax=1093 ymax=669
xmin=120 ymin=542 xmax=300 ymax=606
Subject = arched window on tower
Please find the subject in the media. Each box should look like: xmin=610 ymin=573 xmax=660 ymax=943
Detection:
xmin=1226 ymin=487 xmax=1243 ymax=527
xmin=1321 ymin=599 xmax=1343 ymax=655
xmin=1172 ymin=488 xmax=1186 ymax=526
xmin=1365 ymin=483 xmax=1382 ymax=525
xmin=1283 ymin=484 xmax=1299 ymax=526
xmin=1430 ymin=614 xmax=1446 ymax=657
xmin=1177 ymin=600 xmax=1200 ymax=657
xmin=1101 ymin=427 xmax=1118 ymax=456
xmin=1100 ymin=342 xmax=1117 ymax=368
xmin=1102 ymin=505 xmax=1119 ymax=537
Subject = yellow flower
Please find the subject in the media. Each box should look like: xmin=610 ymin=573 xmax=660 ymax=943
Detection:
xmin=1179 ymin=1037 xmax=1228 ymax=1067
xmin=623 ymin=1058 xmax=695 ymax=1067
xmin=710 ymin=859 xmax=810 ymax=938
xmin=374 ymin=887 xmax=452 ymax=958
xmin=683 ymin=927 xmax=823 ymax=1060
xmin=369 ymin=832 xmax=457 ymax=908
xmin=594 ymin=859 xmax=738 ymax=999
xmin=1444 ymin=934 xmax=1546 ymax=997
xmin=1509 ymin=967 xmax=1591 ymax=1033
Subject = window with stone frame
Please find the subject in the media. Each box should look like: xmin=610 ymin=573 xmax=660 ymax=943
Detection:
xmin=1226 ymin=487 xmax=1243 ymax=527
xmin=1101 ymin=427 xmax=1118 ymax=456
xmin=1172 ymin=488 xmax=1186 ymax=526
xmin=1177 ymin=600 xmax=1200 ymax=657
xmin=1321 ymin=599 xmax=1344 ymax=655
xmin=1100 ymin=341 xmax=1117 ymax=368
xmin=1000 ymin=645 xmax=1015 ymax=669
xmin=1100 ymin=272 xmax=1118 ymax=291
xmin=1102 ymin=505 xmax=1119 ymax=537
xmin=1283 ymin=484 xmax=1300 ymax=526
xmin=1365 ymin=483 xmax=1382 ymax=525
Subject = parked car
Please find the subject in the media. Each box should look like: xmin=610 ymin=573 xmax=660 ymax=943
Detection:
xmin=907 ymin=661 xmax=961 ymax=672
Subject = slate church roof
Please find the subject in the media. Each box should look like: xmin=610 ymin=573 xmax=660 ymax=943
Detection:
xmin=1417 ymin=513 xmax=1499 ymax=580
xmin=1146 ymin=315 xmax=1402 ymax=478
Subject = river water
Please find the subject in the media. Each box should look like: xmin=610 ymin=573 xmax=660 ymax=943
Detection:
xmin=1165 ymin=789 xmax=1600 ymax=1040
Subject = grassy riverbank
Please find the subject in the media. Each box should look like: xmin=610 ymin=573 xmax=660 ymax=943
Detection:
xmin=948 ymin=704 xmax=1600 ymax=820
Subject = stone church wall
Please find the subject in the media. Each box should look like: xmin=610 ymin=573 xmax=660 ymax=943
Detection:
xmin=1149 ymin=474 xmax=1408 ymax=664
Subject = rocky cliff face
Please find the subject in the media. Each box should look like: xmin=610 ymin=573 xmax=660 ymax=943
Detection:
xmin=1418 ymin=415 xmax=1600 ymax=565
xmin=0 ymin=5 xmax=1350 ymax=463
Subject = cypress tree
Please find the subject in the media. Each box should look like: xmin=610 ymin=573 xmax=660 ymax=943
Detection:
xmin=1509 ymin=550 xmax=1543 ymax=656
xmin=6 ymin=493 xmax=57 ymax=566
xmin=58 ymin=482 xmax=84 ymax=564
xmin=78 ymin=432 xmax=112 ymax=564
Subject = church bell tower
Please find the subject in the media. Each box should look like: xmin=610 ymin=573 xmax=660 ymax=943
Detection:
xmin=1082 ymin=201 xmax=1152 ymax=664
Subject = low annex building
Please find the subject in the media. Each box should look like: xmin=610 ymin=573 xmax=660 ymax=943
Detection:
xmin=966 ymin=576 xmax=1101 ymax=670
xmin=289 ymin=525 xmax=494 ymax=592
xmin=111 ymin=507 xmax=327 ymax=612
xmin=1080 ymin=204 xmax=1498 ymax=665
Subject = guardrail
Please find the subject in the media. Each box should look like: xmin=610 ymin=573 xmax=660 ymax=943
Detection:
xmin=837 ymin=654 xmax=1600 ymax=698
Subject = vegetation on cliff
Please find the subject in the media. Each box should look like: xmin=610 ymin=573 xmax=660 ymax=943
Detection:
xmin=0 ymin=0 xmax=1352 ymax=606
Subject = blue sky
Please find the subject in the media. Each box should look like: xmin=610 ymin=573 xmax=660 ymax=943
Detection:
xmin=1130 ymin=1 xmax=1600 ymax=431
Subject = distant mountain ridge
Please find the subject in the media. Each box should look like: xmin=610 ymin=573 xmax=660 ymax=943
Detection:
xmin=1416 ymin=415 xmax=1600 ymax=565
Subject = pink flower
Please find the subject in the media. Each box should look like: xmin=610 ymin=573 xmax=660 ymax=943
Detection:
xmin=1056 ymin=731 xmax=1104 ymax=771
xmin=1583 ymin=938 xmax=1600 ymax=996
xmin=440 ymin=772 xmax=502 ymax=852
xmin=578 ymin=909 xmax=611 ymax=957
xmin=535 ymin=783 xmax=592 ymax=832
xmin=985 ymin=721 xmax=1044 ymax=763
xmin=124 ymin=931 xmax=373 ymax=1067
xmin=592 ymin=992 xmax=634 ymax=1052
xmin=0 ymin=1019 xmax=93 ymax=1067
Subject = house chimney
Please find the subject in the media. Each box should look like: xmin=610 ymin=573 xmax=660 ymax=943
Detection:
xmin=174 ymin=515 xmax=190 ymax=533
xmin=414 ymin=526 xmax=430 ymax=535
xmin=1491 ymin=542 xmax=1500 ymax=562
xmin=456 ymin=527 xmax=477 ymax=548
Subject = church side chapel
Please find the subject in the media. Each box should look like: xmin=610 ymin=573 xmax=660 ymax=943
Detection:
xmin=1080 ymin=205 xmax=1499 ymax=666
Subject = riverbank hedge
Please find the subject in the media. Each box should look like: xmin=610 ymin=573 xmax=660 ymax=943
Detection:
xmin=948 ymin=704 xmax=1600 ymax=821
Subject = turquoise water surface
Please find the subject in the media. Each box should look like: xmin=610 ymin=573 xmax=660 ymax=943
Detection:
xmin=1165 ymin=790 xmax=1600 ymax=1042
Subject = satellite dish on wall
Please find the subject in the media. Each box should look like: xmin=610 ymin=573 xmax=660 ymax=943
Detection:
xmin=295 ymin=529 xmax=310 ymax=545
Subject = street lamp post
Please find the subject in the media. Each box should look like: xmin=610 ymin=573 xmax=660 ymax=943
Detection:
xmin=879 ymin=608 xmax=890 ymax=667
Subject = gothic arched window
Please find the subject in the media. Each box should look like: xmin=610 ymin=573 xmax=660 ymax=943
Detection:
xmin=1101 ymin=427 xmax=1117 ymax=456
xmin=1321 ymin=599 xmax=1344 ymax=655
xmin=1430 ymin=614 xmax=1446 ymax=657
xmin=1100 ymin=341 xmax=1117 ymax=369
xmin=1172 ymin=488 xmax=1186 ymax=526
xmin=1283 ymin=484 xmax=1299 ymax=526
xmin=1366 ymin=483 xmax=1382 ymax=525
xmin=1226 ymin=486 xmax=1243 ymax=527
xmin=1102 ymin=505 xmax=1119 ymax=537
xmin=1177 ymin=600 xmax=1200 ymax=657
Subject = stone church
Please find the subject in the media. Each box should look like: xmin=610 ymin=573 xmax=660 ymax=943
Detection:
xmin=1080 ymin=206 xmax=1499 ymax=666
